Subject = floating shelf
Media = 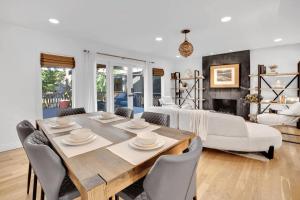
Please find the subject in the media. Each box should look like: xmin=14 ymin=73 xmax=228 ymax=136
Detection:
xmin=248 ymin=88 xmax=299 ymax=91
xmin=171 ymin=75 xmax=205 ymax=80
xmin=249 ymin=72 xmax=299 ymax=78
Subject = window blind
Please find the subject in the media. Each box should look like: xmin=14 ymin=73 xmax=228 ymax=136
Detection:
xmin=40 ymin=53 xmax=75 ymax=68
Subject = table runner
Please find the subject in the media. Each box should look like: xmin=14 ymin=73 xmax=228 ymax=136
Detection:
xmin=53 ymin=134 xmax=112 ymax=158
xmin=113 ymin=121 xmax=160 ymax=135
xmin=106 ymin=134 xmax=178 ymax=165
xmin=89 ymin=115 xmax=125 ymax=124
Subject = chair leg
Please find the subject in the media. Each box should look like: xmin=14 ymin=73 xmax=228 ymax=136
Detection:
xmin=193 ymin=196 xmax=197 ymax=200
xmin=115 ymin=195 xmax=120 ymax=200
xmin=27 ymin=163 xmax=32 ymax=194
xmin=32 ymin=174 xmax=37 ymax=200
xmin=40 ymin=188 xmax=44 ymax=200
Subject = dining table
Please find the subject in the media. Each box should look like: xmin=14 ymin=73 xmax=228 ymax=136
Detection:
xmin=36 ymin=111 xmax=195 ymax=200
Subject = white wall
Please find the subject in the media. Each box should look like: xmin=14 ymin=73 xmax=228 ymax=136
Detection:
xmin=0 ymin=21 xmax=173 ymax=152
xmin=250 ymin=43 xmax=300 ymax=113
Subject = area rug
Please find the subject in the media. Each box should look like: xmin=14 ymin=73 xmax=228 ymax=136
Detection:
xmin=223 ymin=151 xmax=270 ymax=162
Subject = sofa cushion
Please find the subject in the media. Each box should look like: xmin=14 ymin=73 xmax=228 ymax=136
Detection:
xmin=246 ymin=122 xmax=282 ymax=149
xmin=207 ymin=112 xmax=249 ymax=137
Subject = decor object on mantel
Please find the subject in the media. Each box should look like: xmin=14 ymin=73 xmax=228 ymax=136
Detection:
xmin=178 ymin=29 xmax=193 ymax=58
xmin=210 ymin=64 xmax=240 ymax=88
xmin=268 ymin=64 xmax=278 ymax=74
xmin=244 ymin=93 xmax=263 ymax=103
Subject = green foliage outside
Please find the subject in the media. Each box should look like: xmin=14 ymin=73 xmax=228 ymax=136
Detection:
xmin=96 ymin=71 xmax=106 ymax=100
xmin=42 ymin=69 xmax=65 ymax=93
xmin=41 ymin=68 xmax=72 ymax=100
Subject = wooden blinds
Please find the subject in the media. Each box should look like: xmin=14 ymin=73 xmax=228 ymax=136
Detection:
xmin=152 ymin=68 xmax=164 ymax=76
xmin=40 ymin=53 xmax=75 ymax=68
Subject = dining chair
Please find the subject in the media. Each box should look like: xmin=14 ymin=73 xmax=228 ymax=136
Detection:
xmin=16 ymin=120 xmax=37 ymax=195
xmin=116 ymin=137 xmax=203 ymax=200
xmin=141 ymin=112 xmax=170 ymax=127
xmin=115 ymin=107 xmax=134 ymax=119
xmin=23 ymin=130 xmax=80 ymax=200
xmin=58 ymin=107 xmax=86 ymax=117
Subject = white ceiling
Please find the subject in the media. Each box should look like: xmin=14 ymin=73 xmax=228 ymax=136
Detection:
xmin=0 ymin=0 xmax=300 ymax=59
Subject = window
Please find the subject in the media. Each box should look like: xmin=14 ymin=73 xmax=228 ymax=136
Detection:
xmin=152 ymin=68 xmax=164 ymax=106
xmin=41 ymin=53 xmax=75 ymax=118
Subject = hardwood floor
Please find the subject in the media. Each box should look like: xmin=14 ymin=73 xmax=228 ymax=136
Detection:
xmin=0 ymin=142 xmax=299 ymax=200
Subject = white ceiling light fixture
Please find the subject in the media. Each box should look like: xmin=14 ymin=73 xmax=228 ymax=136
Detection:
xmin=274 ymin=38 xmax=282 ymax=42
xmin=48 ymin=18 xmax=60 ymax=24
xmin=155 ymin=37 xmax=163 ymax=42
xmin=210 ymin=53 xmax=214 ymax=55
xmin=176 ymin=55 xmax=181 ymax=58
xmin=229 ymin=49 xmax=233 ymax=52
xmin=221 ymin=16 xmax=232 ymax=23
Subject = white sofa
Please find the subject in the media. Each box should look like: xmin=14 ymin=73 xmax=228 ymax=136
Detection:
xmin=147 ymin=107 xmax=282 ymax=158
xmin=257 ymin=102 xmax=300 ymax=126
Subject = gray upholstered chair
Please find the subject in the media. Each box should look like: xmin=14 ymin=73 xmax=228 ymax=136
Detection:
xmin=58 ymin=107 xmax=86 ymax=117
xmin=141 ymin=112 xmax=170 ymax=127
xmin=16 ymin=120 xmax=36 ymax=195
xmin=23 ymin=131 xmax=80 ymax=200
xmin=115 ymin=107 xmax=134 ymax=119
xmin=116 ymin=137 xmax=203 ymax=200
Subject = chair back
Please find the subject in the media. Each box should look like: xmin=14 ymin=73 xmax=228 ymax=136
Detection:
xmin=141 ymin=112 xmax=170 ymax=127
xmin=58 ymin=107 xmax=86 ymax=117
xmin=16 ymin=120 xmax=35 ymax=145
xmin=143 ymin=137 xmax=202 ymax=200
xmin=23 ymin=131 xmax=65 ymax=200
xmin=115 ymin=107 xmax=134 ymax=119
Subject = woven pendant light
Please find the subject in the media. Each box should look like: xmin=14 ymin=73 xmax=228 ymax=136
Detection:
xmin=179 ymin=29 xmax=193 ymax=58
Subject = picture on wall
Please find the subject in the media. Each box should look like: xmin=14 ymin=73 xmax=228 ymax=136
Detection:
xmin=210 ymin=64 xmax=240 ymax=88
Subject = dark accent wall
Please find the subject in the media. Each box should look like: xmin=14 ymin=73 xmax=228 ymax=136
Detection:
xmin=202 ymin=50 xmax=250 ymax=119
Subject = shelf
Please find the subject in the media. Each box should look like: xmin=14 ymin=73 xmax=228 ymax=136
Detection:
xmin=251 ymin=102 xmax=294 ymax=105
xmin=249 ymin=72 xmax=299 ymax=77
xmin=248 ymin=88 xmax=299 ymax=91
xmin=171 ymin=75 xmax=205 ymax=80
xmin=173 ymin=97 xmax=205 ymax=101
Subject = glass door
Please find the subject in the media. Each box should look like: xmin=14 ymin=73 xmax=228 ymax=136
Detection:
xmin=113 ymin=66 xmax=128 ymax=110
xmin=132 ymin=67 xmax=144 ymax=114
xmin=111 ymin=64 xmax=144 ymax=115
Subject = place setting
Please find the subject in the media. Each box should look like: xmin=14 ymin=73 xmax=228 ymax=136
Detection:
xmin=107 ymin=131 xmax=178 ymax=165
xmin=113 ymin=118 xmax=161 ymax=134
xmin=89 ymin=111 xmax=125 ymax=123
xmin=43 ymin=117 xmax=82 ymax=134
xmin=53 ymin=128 xmax=112 ymax=158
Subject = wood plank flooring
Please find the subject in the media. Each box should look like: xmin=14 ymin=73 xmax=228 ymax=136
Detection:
xmin=0 ymin=142 xmax=299 ymax=200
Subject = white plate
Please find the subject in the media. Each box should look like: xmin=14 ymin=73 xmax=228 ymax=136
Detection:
xmin=62 ymin=135 xmax=97 ymax=146
xmin=98 ymin=115 xmax=115 ymax=120
xmin=126 ymin=122 xmax=150 ymax=129
xmin=129 ymin=139 xmax=165 ymax=151
xmin=48 ymin=121 xmax=75 ymax=129
xmin=66 ymin=134 xmax=95 ymax=144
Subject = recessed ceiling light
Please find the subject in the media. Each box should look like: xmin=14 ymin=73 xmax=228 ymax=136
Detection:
xmin=48 ymin=18 xmax=60 ymax=24
xmin=155 ymin=37 xmax=163 ymax=42
xmin=221 ymin=16 xmax=232 ymax=23
xmin=229 ymin=50 xmax=233 ymax=52
xmin=176 ymin=55 xmax=181 ymax=58
xmin=274 ymin=38 xmax=282 ymax=42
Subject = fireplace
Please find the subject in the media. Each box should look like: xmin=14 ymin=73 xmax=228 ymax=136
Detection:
xmin=213 ymin=99 xmax=237 ymax=115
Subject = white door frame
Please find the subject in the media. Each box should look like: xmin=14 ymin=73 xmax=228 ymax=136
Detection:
xmin=95 ymin=57 xmax=146 ymax=113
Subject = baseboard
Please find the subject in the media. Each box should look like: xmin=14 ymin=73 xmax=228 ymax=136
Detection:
xmin=0 ymin=142 xmax=22 ymax=152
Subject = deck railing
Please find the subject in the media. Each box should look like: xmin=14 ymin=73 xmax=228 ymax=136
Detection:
xmin=42 ymin=93 xmax=71 ymax=108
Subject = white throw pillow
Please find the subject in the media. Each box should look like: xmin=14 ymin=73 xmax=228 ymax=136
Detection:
xmin=280 ymin=102 xmax=300 ymax=116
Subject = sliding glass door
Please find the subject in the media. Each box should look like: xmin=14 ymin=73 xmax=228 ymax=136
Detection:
xmin=96 ymin=60 xmax=145 ymax=115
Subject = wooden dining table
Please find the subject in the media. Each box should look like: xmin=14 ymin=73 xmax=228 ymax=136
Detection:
xmin=36 ymin=112 xmax=194 ymax=200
